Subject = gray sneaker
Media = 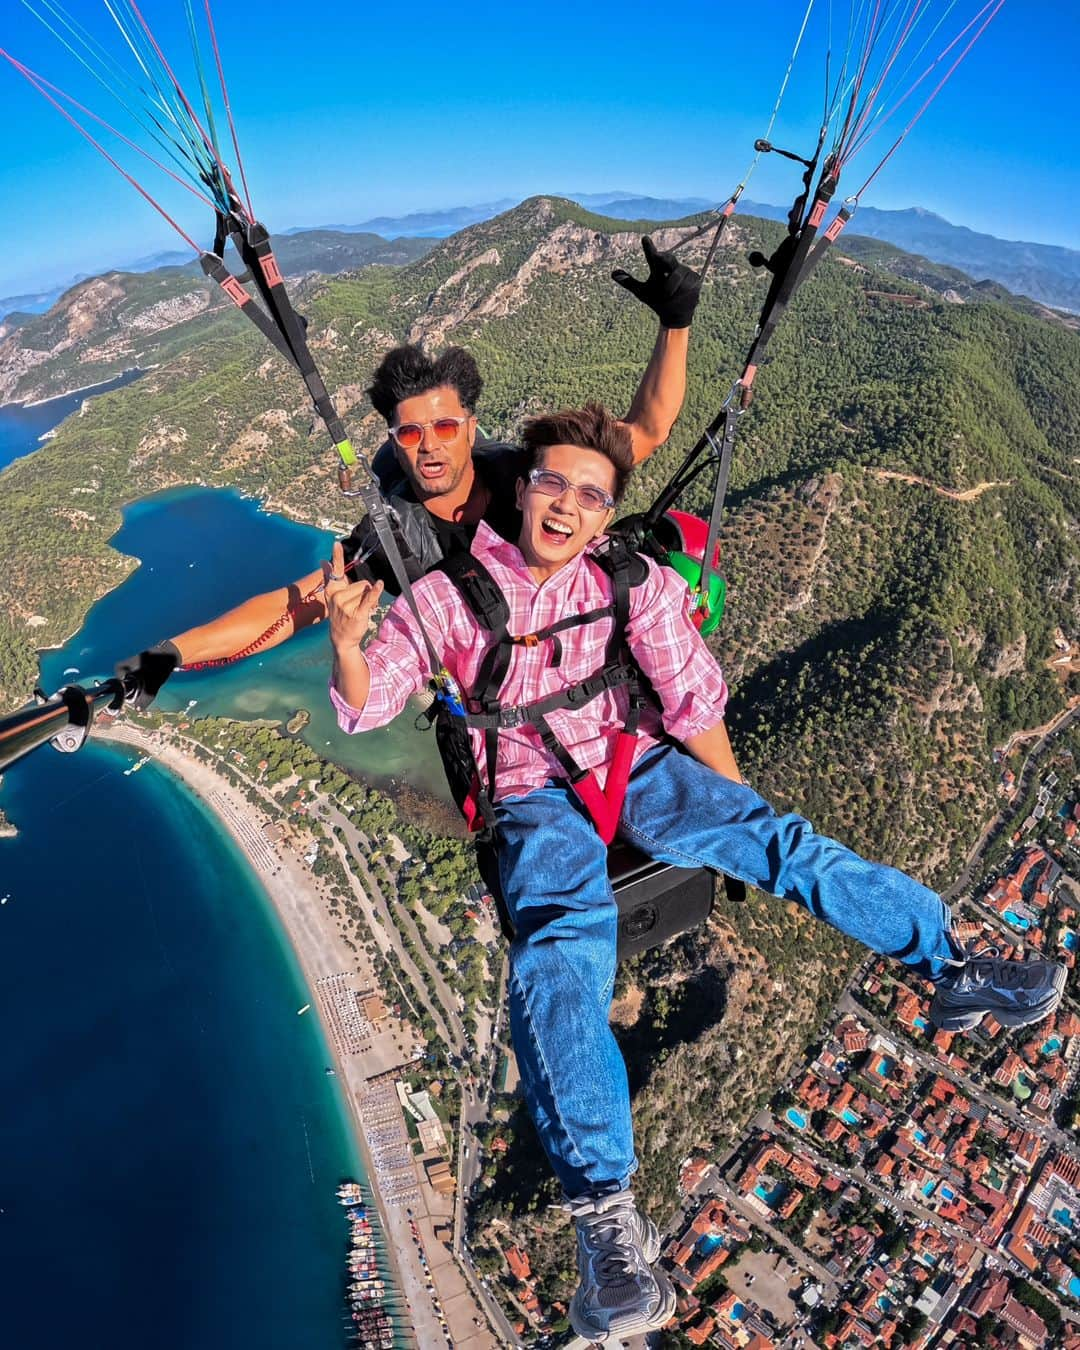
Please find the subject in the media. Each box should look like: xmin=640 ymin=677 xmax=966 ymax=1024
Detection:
xmin=566 ymin=1190 xmax=675 ymax=1344
xmin=930 ymin=942 xmax=1068 ymax=1032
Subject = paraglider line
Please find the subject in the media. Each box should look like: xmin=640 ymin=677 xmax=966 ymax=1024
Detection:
xmin=1 ymin=52 xmax=219 ymax=212
xmin=203 ymin=0 xmax=255 ymax=220
xmin=0 ymin=48 xmax=203 ymax=254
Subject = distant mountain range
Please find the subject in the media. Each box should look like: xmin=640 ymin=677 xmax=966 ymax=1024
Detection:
xmin=304 ymin=194 xmax=1080 ymax=315
xmin=5 ymin=191 xmax=1077 ymax=326
xmin=0 ymin=231 xmax=435 ymax=326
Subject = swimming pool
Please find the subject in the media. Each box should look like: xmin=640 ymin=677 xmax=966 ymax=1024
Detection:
xmin=940 ymin=1186 xmax=955 ymax=1202
xmin=1066 ymin=931 xmax=1079 ymax=953
xmin=914 ymin=1129 xmax=928 ymax=1145
xmin=841 ymin=1107 xmax=861 ymax=1126
xmin=921 ymin=1179 xmax=935 ymax=1197
xmin=1043 ymin=1036 xmax=1063 ymax=1056
xmin=1054 ymin=1206 xmax=1076 ymax=1231
xmin=876 ymin=1056 xmax=894 ymax=1077
xmin=786 ymin=1107 xmax=808 ymax=1130
xmin=730 ymin=1302 xmax=746 ymax=1321
xmin=913 ymin=1016 xmax=929 ymax=1032
xmin=754 ymin=1181 xmax=788 ymax=1209
xmin=696 ymin=1233 xmax=723 ymax=1256
xmin=1070 ymin=1275 xmax=1080 ymax=1300
xmin=1003 ymin=909 xmax=1032 ymax=930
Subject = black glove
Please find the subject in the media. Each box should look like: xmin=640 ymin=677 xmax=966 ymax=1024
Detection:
xmin=115 ymin=639 xmax=181 ymax=709
xmin=612 ymin=235 xmax=702 ymax=329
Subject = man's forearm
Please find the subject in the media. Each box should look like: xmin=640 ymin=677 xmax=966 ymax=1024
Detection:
xmin=683 ymin=719 xmax=742 ymax=783
xmin=170 ymin=567 xmax=326 ymax=664
xmin=623 ymin=327 xmax=690 ymax=463
xmin=332 ymin=643 xmax=372 ymax=712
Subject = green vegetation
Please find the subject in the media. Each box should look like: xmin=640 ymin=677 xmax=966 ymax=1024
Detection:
xmin=4 ymin=196 xmax=1080 ymax=1312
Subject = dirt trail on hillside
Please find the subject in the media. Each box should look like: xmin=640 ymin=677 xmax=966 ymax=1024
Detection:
xmin=870 ymin=469 xmax=1012 ymax=501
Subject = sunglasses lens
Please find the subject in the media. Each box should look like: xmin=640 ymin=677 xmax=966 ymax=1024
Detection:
xmin=433 ymin=418 xmax=462 ymax=442
xmin=394 ymin=423 xmax=423 ymax=449
xmin=578 ymin=487 xmax=610 ymax=510
xmin=532 ymin=470 xmax=563 ymax=495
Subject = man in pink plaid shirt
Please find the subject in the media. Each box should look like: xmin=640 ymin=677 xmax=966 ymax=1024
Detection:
xmin=325 ymin=403 xmax=1065 ymax=1344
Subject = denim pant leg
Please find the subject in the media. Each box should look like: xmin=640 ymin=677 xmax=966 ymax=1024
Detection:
xmin=619 ymin=745 xmax=956 ymax=980
xmin=494 ymin=786 xmax=635 ymax=1200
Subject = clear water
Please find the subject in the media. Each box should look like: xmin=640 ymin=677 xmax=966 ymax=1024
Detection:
xmin=785 ymin=1107 xmax=808 ymax=1130
xmin=753 ymin=1181 xmax=787 ymax=1209
xmin=0 ymin=742 xmax=372 ymax=1349
xmin=0 ymin=370 xmax=144 ymax=473
xmin=2 ymin=391 xmax=421 ymax=1347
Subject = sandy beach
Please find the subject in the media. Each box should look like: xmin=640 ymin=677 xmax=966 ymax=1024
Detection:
xmin=97 ymin=718 xmax=500 ymax=1350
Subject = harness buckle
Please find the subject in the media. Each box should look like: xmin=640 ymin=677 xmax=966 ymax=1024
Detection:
xmin=500 ymin=705 xmax=528 ymax=729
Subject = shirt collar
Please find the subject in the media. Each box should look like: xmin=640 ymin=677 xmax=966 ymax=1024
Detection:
xmin=472 ymin=519 xmax=608 ymax=586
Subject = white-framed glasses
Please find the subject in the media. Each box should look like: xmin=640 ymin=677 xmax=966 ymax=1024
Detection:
xmin=527 ymin=467 xmax=615 ymax=512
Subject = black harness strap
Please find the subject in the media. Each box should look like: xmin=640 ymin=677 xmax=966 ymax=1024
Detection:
xmin=432 ymin=547 xmax=648 ymax=833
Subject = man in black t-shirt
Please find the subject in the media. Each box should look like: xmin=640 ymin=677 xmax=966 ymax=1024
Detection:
xmin=118 ymin=237 xmax=701 ymax=704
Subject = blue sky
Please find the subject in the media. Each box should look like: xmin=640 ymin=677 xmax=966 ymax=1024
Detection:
xmin=0 ymin=0 xmax=1077 ymax=295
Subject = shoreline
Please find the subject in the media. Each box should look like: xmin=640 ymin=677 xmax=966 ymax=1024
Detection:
xmin=95 ymin=719 xmax=486 ymax=1348
xmin=2 ymin=365 xmax=151 ymax=412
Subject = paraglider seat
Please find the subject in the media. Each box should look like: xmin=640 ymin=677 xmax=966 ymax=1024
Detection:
xmin=478 ymin=838 xmax=718 ymax=963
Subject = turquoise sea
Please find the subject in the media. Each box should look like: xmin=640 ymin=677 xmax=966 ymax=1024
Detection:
xmin=0 ymin=396 xmax=433 ymax=1347
xmin=0 ymin=369 xmax=144 ymax=473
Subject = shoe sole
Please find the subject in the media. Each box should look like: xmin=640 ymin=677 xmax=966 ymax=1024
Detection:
xmin=931 ymin=969 xmax=1067 ymax=1032
xmin=569 ymin=1272 xmax=676 ymax=1343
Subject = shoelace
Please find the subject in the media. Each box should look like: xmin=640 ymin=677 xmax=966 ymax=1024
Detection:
xmin=943 ymin=937 xmax=1000 ymax=973
xmin=564 ymin=1196 xmax=641 ymax=1284
xmin=948 ymin=939 xmax=1046 ymax=992
xmin=581 ymin=1212 xmax=639 ymax=1283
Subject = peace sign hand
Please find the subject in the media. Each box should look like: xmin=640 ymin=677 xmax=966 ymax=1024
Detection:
xmin=324 ymin=539 xmax=384 ymax=652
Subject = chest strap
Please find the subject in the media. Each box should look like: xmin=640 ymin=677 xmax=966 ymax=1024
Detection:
xmin=434 ymin=546 xmax=645 ymax=842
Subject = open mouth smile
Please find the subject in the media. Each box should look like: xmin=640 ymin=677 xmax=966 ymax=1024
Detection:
xmin=541 ymin=517 xmax=574 ymax=541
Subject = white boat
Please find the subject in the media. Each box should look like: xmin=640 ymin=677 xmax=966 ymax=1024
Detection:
xmin=297 ymin=1004 xmax=310 ymax=1016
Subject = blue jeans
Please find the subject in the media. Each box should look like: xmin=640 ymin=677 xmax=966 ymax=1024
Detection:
xmin=494 ymin=743 xmax=955 ymax=1200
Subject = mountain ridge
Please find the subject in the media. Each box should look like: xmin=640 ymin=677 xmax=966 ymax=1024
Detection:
xmin=1 ymin=192 xmax=1079 ymax=1295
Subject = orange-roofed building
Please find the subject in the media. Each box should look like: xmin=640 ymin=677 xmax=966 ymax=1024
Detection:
xmin=687 ymin=1315 xmax=716 ymax=1346
xmin=822 ymin=1117 xmax=846 ymax=1144
xmin=1058 ymin=1011 xmax=1080 ymax=1038
xmin=671 ymin=1240 xmax=694 ymax=1269
xmin=505 ymin=1246 xmax=531 ymax=1282
xmin=680 ymin=1156 xmax=711 ymax=1193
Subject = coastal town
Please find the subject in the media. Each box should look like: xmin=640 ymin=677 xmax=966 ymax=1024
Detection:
xmin=91 ymin=694 xmax=1080 ymax=1350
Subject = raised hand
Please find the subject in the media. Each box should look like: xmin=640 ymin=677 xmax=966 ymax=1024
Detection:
xmin=612 ymin=235 xmax=702 ymax=330
xmin=324 ymin=539 xmax=384 ymax=652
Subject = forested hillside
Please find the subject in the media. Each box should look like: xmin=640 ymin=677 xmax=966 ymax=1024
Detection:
xmin=2 ymin=197 xmax=1078 ymax=1250
xmin=0 ymin=230 xmax=434 ymax=404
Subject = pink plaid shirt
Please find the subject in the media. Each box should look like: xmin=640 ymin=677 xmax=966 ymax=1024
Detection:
xmin=330 ymin=521 xmax=728 ymax=802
